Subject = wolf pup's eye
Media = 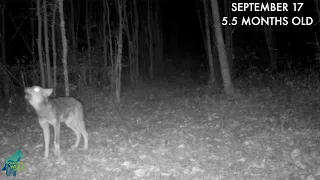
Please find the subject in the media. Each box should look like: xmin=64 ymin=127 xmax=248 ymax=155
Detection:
xmin=34 ymin=87 xmax=40 ymax=92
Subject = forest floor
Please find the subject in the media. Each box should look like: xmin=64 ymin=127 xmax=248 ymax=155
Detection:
xmin=1 ymin=74 xmax=320 ymax=180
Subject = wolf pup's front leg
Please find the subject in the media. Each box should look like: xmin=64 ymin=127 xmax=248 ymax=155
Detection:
xmin=39 ymin=119 xmax=50 ymax=159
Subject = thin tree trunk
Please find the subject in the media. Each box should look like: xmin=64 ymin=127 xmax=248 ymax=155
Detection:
xmin=106 ymin=2 xmax=114 ymax=92
xmin=0 ymin=0 xmax=10 ymax=108
xmin=262 ymin=6 xmax=278 ymax=72
xmin=223 ymin=0 xmax=234 ymax=71
xmin=133 ymin=0 xmax=139 ymax=78
xmin=263 ymin=12 xmax=278 ymax=72
xmin=52 ymin=0 xmax=58 ymax=96
xmin=210 ymin=0 xmax=234 ymax=95
xmin=86 ymin=0 xmax=92 ymax=85
xmin=21 ymin=71 xmax=30 ymax=112
xmin=103 ymin=0 xmax=108 ymax=84
xmin=154 ymin=0 xmax=163 ymax=75
xmin=123 ymin=5 xmax=134 ymax=85
xmin=264 ymin=25 xmax=278 ymax=72
xmin=30 ymin=1 xmax=37 ymax=85
xmin=147 ymin=0 xmax=153 ymax=78
xmin=58 ymin=0 xmax=69 ymax=96
xmin=70 ymin=0 xmax=77 ymax=65
xmin=115 ymin=0 xmax=123 ymax=103
xmin=126 ymin=0 xmax=140 ymax=87
xmin=37 ymin=0 xmax=45 ymax=88
xmin=196 ymin=0 xmax=206 ymax=52
xmin=75 ymin=1 xmax=80 ymax=59
xmin=30 ymin=1 xmax=36 ymax=65
xmin=202 ymin=0 xmax=215 ymax=84
xmin=43 ymin=0 xmax=52 ymax=88
xmin=197 ymin=0 xmax=210 ymax=74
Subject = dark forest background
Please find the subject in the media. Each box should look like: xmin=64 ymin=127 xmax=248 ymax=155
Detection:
xmin=0 ymin=0 xmax=319 ymax=103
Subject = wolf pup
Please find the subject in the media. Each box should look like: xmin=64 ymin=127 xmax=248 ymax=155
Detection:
xmin=25 ymin=86 xmax=88 ymax=159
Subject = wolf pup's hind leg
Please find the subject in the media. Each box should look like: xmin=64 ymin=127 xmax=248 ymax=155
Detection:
xmin=78 ymin=104 xmax=88 ymax=149
xmin=64 ymin=100 xmax=88 ymax=150
xmin=53 ymin=120 xmax=61 ymax=156
xmin=81 ymin=124 xmax=89 ymax=149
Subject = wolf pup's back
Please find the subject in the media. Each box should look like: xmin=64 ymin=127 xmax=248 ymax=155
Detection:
xmin=41 ymin=97 xmax=86 ymax=125
xmin=25 ymin=86 xmax=88 ymax=159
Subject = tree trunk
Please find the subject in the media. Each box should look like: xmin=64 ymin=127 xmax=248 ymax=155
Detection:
xmin=106 ymin=2 xmax=114 ymax=92
xmin=123 ymin=0 xmax=139 ymax=87
xmin=154 ymin=0 xmax=163 ymax=75
xmin=70 ymin=0 xmax=77 ymax=65
xmin=133 ymin=0 xmax=139 ymax=79
xmin=30 ymin=1 xmax=36 ymax=65
xmin=37 ymin=0 xmax=45 ymax=88
xmin=196 ymin=0 xmax=209 ymax=74
xmin=223 ymin=0 xmax=234 ymax=72
xmin=43 ymin=0 xmax=52 ymax=88
xmin=115 ymin=0 xmax=123 ymax=103
xmin=52 ymin=0 xmax=58 ymax=96
xmin=123 ymin=4 xmax=134 ymax=85
xmin=58 ymin=0 xmax=70 ymax=96
xmin=210 ymin=0 xmax=235 ymax=95
xmin=103 ymin=0 xmax=108 ymax=84
xmin=263 ymin=10 xmax=278 ymax=72
xmin=86 ymin=0 xmax=92 ymax=85
xmin=202 ymin=0 xmax=215 ymax=84
xmin=0 ymin=0 xmax=10 ymax=109
xmin=21 ymin=71 xmax=30 ymax=113
xmin=147 ymin=0 xmax=153 ymax=78
xmin=264 ymin=25 xmax=278 ymax=72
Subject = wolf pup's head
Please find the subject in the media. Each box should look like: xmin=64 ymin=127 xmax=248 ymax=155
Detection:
xmin=25 ymin=86 xmax=53 ymax=110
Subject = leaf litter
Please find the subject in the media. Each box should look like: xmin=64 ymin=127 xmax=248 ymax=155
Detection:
xmin=1 ymin=80 xmax=320 ymax=179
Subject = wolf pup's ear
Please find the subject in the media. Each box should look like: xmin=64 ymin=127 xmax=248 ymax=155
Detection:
xmin=43 ymin=88 xmax=54 ymax=97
